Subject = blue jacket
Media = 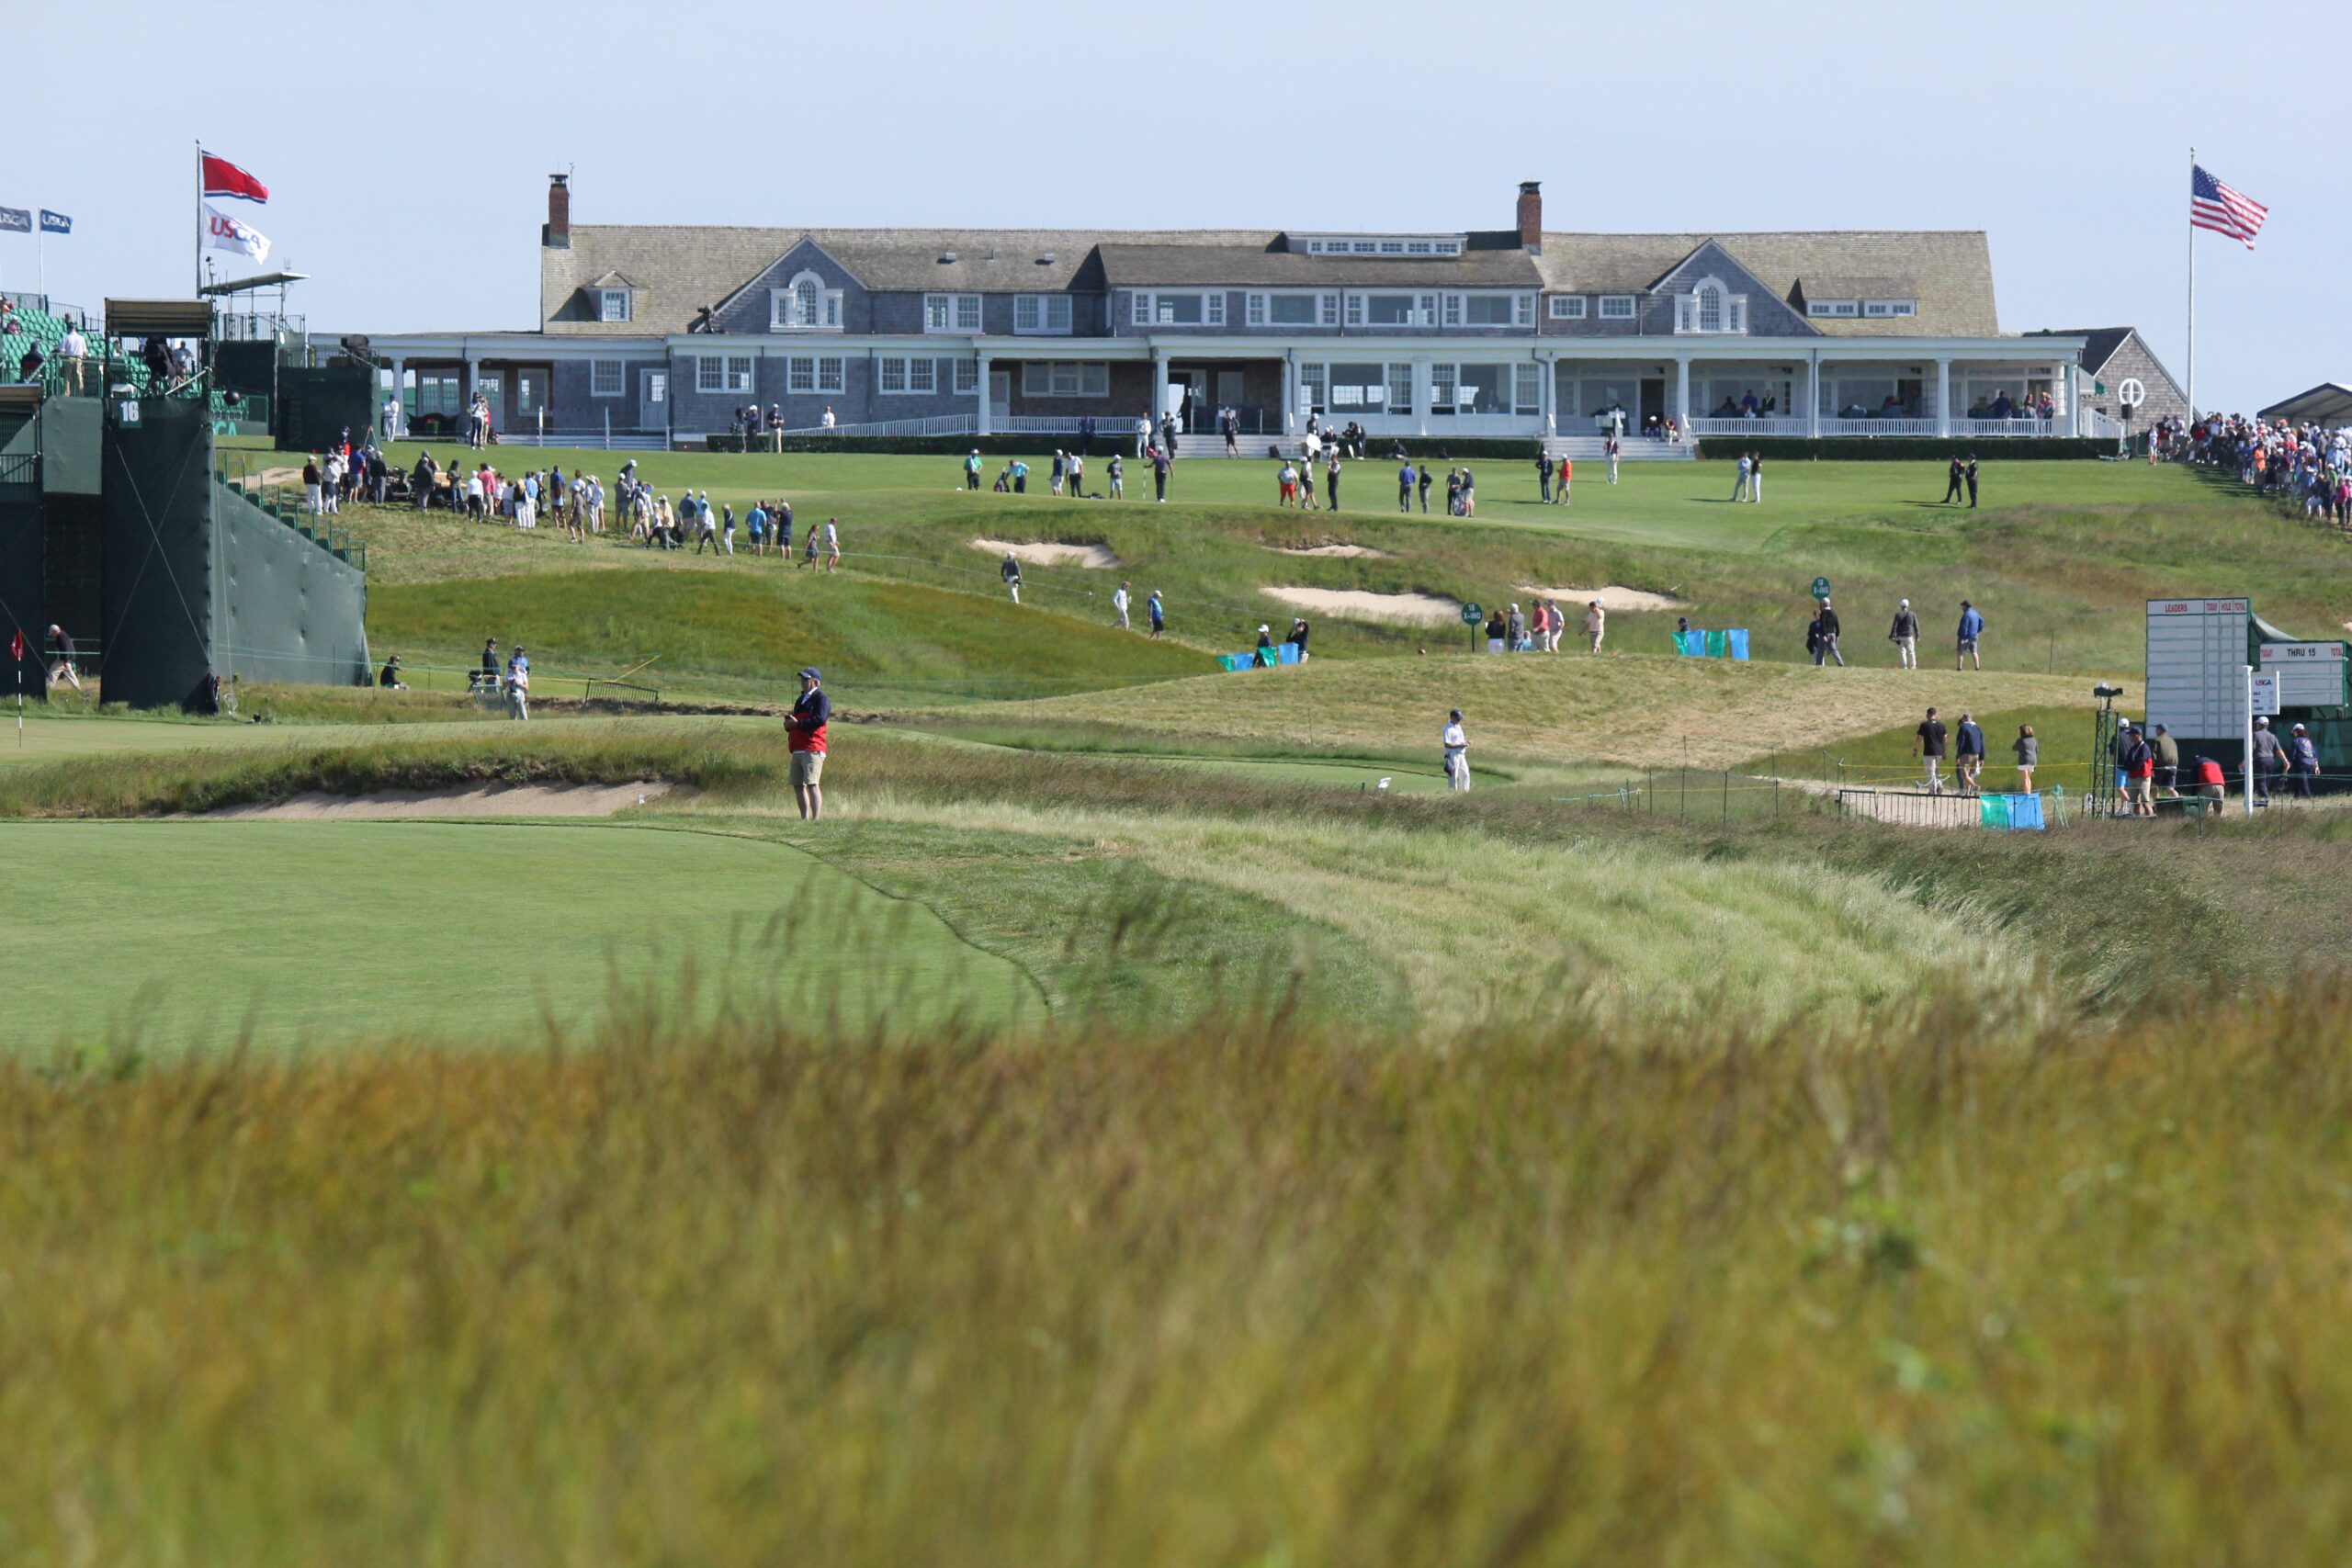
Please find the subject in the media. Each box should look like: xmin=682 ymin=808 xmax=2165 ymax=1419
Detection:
xmin=1958 ymin=607 xmax=1985 ymax=640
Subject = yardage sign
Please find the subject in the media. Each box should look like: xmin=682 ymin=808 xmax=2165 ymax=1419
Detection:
xmin=2146 ymin=599 xmax=2249 ymax=738
xmin=2258 ymin=640 xmax=2350 ymax=706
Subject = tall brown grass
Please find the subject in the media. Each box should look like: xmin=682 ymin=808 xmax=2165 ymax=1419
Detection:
xmin=6 ymin=982 xmax=2351 ymax=1564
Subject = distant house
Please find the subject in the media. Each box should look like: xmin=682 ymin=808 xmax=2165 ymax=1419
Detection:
xmin=2257 ymin=383 xmax=2352 ymax=426
xmin=2024 ymin=327 xmax=2188 ymax=429
xmin=368 ymin=175 xmax=2092 ymax=449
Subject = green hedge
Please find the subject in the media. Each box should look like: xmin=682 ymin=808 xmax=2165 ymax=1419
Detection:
xmin=1692 ymin=436 xmax=2115 ymax=462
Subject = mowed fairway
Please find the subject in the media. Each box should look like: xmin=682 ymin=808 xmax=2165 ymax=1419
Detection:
xmin=0 ymin=820 xmax=1036 ymax=1049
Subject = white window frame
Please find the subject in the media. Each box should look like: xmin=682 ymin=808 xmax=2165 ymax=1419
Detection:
xmin=1300 ymin=361 xmax=1328 ymax=414
xmin=878 ymin=355 xmax=909 ymax=394
xmin=953 ymin=358 xmax=979 ymax=395
xmin=816 ymin=356 xmax=844 ymax=394
xmin=1450 ymin=292 xmax=1524 ymax=329
xmin=1428 ymin=363 xmax=1456 ymax=415
xmin=924 ymin=293 xmax=982 ymax=333
xmin=1809 ymin=299 xmax=1860 ymax=318
xmin=1246 ymin=292 xmax=1267 ymax=327
xmin=773 ymin=270 xmax=843 ymax=332
xmin=1019 ymin=362 xmax=1109 ymax=399
xmin=1354 ymin=291 xmax=1432 ymax=329
xmin=1344 ymin=293 xmax=1364 ymax=327
xmin=695 ymin=355 xmax=723 ymax=394
xmin=1598 ymin=295 xmax=1636 ymax=320
xmin=787 ymin=356 xmax=815 ymax=393
xmin=597 ymin=288 xmax=631 ymax=323
xmin=1207 ymin=292 xmax=1226 ymax=326
xmin=590 ymin=358 xmax=624 ymax=397
xmin=1137 ymin=292 xmax=1213 ymax=326
xmin=1014 ymin=294 xmax=1072 ymax=334
xmin=1513 ymin=362 xmax=1543 ymax=415
xmin=910 ymin=356 xmax=938 ymax=394
xmin=725 ymin=355 xmax=753 ymax=393
xmin=1863 ymin=299 xmax=1917 ymax=318
xmin=1549 ymin=296 xmax=1587 ymax=321
xmin=1386 ymin=361 xmax=1414 ymax=415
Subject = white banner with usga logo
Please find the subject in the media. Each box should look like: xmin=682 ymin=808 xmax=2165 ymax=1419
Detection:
xmin=202 ymin=201 xmax=270 ymax=262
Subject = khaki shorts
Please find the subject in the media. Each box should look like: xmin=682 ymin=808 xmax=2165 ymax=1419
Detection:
xmin=789 ymin=750 xmax=825 ymax=787
xmin=2125 ymin=774 xmax=2153 ymax=803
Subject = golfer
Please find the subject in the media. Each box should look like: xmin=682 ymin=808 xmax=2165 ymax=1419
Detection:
xmin=44 ymin=625 xmax=81 ymax=691
xmin=1889 ymin=598 xmax=1918 ymax=670
xmin=787 ymin=666 xmax=830 ymax=821
xmin=1442 ymin=710 xmax=1470 ymax=792
xmin=1002 ymin=551 xmax=1023 ymax=604
xmin=1913 ymin=705 xmax=1948 ymax=792
xmin=1113 ymin=581 xmax=1131 ymax=628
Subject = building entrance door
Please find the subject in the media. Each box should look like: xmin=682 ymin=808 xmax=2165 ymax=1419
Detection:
xmin=989 ymin=371 xmax=1011 ymax=422
xmin=641 ymin=369 xmax=668 ymax=436
xmin=1639 ymin=377 xmax=1665 ymax=429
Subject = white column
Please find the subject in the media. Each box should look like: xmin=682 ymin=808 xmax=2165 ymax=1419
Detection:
xmin=1280 ymin=352 xmax=1295 ymax=436
xmin=1673 ymin=356 xmax=1690 ymax=432
xmin=1538 ymin=352 xmax=1555 ymax=436
xmin=390 ymin=357 xmax=407 ymax=437
xmin=976 ymin=351 xmax=992 ymax=436
xmin=1935 ymin=358 xmax=1952 ymax=437
xmin=1413 ymin=357 xmax=1430 ymax=437
xmin=1151 ymin=346 xmax=1167 ymax=431
xmin=1804 ymin=355 xmax=1819 ymax=439
xmin=2058 ymin=362 xmax=2076 ymax=436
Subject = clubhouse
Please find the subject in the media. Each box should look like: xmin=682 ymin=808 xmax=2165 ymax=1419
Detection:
xmin=368 ymin=177 xmax=2099 ymax=450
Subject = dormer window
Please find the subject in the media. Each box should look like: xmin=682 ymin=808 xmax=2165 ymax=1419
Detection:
xmin=1862 ymin=299 xmax=1917 ymax=318
xmin=1673 ymin=277 xmax=1747 ymax=334
xmin=772 ymin=270 xmax=843 ymax=332
xmin=597 ymin=288 xmax=631 ymax=323
xmin=1807 ymin=299 xmax=1860 ymax=318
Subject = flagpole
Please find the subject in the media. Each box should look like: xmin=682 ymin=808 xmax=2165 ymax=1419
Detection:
xmin=195 ymin=140 xmax=203 ymax=298
xmin=2186 ymin=145 xmax=2197 ymax=418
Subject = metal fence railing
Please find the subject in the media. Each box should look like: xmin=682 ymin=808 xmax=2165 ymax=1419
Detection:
xmin=1552 ymin=771 xmax=1814 ymax=823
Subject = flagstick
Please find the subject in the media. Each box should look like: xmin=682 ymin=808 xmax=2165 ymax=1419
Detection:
xmin=2186 ymin=145 xmax=2197 ymax=418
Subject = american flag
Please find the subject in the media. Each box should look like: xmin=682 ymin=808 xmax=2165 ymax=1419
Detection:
xmin=2191 ymin=164 xmax=2268 ymax=249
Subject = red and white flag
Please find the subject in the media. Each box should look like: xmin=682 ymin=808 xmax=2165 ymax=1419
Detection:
xmin=7 ymin=629 xmax=23 ymax=663
xmin=200 ymin=150 xmax=268 ymax=204
xmin=204 ymin=202 xmax=270 ymax=263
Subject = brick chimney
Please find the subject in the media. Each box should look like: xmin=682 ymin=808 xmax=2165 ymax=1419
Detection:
xmin=1517 ymin=181 xmax=1542 ymax=253
xmin=543 ymin=174 xmax=571 ymax=250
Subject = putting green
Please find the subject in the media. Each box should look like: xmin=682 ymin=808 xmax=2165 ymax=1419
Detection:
xmin=0 ymin=820 xmax=1039 ymax=1051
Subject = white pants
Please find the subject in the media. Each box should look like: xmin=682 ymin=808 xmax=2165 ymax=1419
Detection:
xmin=1608 ymin=455 xmax=1619 ymax=483
xmin=1751 ymin=477 xmax=1761 ymax=502
xmin=1923 ymin=757 xmax=1941 ymax=791
xmin=1446 ymin=753 xmax=1469 ymax=792
xmin=306 ymin=483 xmax=322 ymax=513
xmin=1896 ymin=636 xmax=1917 ymax=669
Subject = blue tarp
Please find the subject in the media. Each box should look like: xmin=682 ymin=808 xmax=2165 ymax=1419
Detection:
xmin=1671 ymin=628 xmax=1751 ymax=660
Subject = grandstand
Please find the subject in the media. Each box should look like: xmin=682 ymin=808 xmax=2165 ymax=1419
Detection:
xmin=3 ymin=292 xmax=261 ymax=421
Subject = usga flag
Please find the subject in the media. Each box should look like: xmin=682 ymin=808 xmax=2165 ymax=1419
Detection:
xmin=204 ymin=202 xmax=270 ymax=263
xmin=39 ymin=210 xmax=70 ymax=234
xmin=0 ymin=208 xmax=28 ymax=233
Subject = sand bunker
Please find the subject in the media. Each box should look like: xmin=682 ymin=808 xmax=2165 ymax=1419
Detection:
xmin=971 ymin=538 xmax=1122 ymax=570
xmin=1518 ymin=584 xmax=1690 ymax=612
xmin=1268 ymin=543 xmax=1396 ymax=559
xmin=201 ymin=783 xmax=675 ymax=820
xmin=1261 ymin=585 xmax=1464 ymax=626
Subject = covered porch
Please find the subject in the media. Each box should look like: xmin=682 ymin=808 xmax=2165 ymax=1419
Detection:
xmin=1674 ymin=351 xmax=2082 ymax=439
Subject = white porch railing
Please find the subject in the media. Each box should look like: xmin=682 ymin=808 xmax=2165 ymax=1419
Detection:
xmin=775 ymin=414 xmax=978 ymax=438
xmin=2079 ymin=410 xmax=2126 ymax=440
xmin=1818 ymin=417 xmax=1941 ymax=437
xmin=1686 ymin=417 xmax=1808 ymax=437
xmin=1949 ymin=416 xmax=2066 ymax=438
xmin=997 ymin=414 xmax=1114 ymax=434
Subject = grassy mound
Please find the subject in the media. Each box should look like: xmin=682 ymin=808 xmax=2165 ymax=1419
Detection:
xmin=369 ymin=569 xmax=1208 ymax=704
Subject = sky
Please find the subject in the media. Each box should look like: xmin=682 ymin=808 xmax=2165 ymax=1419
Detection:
xmin=3 ymin=0 xmax=2324 ymax=413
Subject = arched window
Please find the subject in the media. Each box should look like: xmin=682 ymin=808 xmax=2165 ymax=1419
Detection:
xmin=1697 ymin=282 xmax=1723 ymax=333
xmin=794 ymin=278 xmax=820 ymax=327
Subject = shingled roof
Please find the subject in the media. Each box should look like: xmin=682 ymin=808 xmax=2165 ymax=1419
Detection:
xmin=2021 ymin=327 xmax=2134 ymax=375
xmin=1532 ymin=232 xmax=1999 ymax=337
xmin=1094 ymin=241 xmax=1543 ymax=289
xmin=546 ymin=225 xmax=1278 ymax=334
xmin=543 ymin=223 xmax=2005 ymax=338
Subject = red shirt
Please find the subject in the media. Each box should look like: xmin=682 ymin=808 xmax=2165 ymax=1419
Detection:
xmin=788 ymin=687 xmax=830 ymax=753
